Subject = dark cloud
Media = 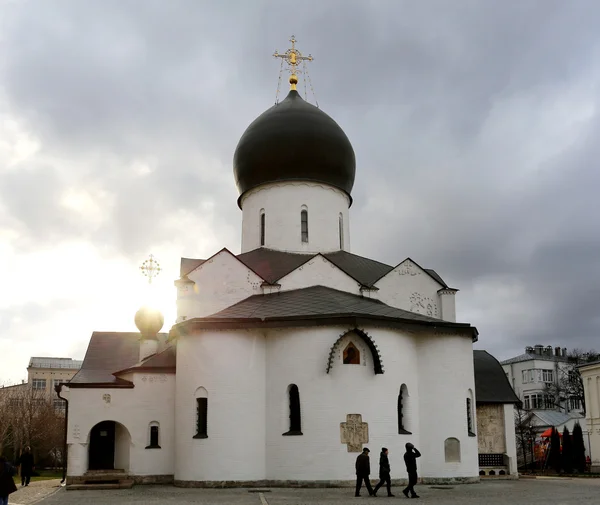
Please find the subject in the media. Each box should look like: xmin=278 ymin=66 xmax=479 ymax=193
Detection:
xmin=1 ymin=0 xmax=600 ymax=383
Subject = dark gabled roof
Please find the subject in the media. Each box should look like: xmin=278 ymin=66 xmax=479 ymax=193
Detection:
xmin=180 ymin=248 xmax=450 ymax=290
xmin=237 ymin=248 xmax=395 ymax=287
xmin=69 ymin=331 xmax=169 ymax=387
xmin=114 ymin=345 xmax=177 ymax=375
xmin=173 ymin=285 xmax=477 ymax=340
xmin=236 ymin=248 xmax=312 ymax=284
xmin=474 ymin=350 xmax=520 ymax=404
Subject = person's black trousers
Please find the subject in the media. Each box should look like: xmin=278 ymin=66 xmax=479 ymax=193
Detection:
xmin=355 ymin=474 xmax=374 ymax=496
xmin=21 ymin=472 xmax=31 ymax=486
xmin=373 ymin=472 xmax=392 ymax=496
xmin=403 ymin=471 xmax=418 ymax=497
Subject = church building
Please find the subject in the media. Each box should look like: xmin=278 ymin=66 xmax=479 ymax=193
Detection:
xmin=60 ymin=39 xmax=482 ymax=487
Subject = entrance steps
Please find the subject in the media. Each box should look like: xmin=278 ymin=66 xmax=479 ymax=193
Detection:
xmin=67 ymin=469 xmax=134 ymax=490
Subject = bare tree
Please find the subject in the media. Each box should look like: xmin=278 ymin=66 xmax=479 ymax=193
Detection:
xmin=1 ymin=385 xmax=65 ymax=467
xmin=545 ymin=348 xmax=600 ymax=416
xmin=514 ymin=404 xmax=533 ymax=469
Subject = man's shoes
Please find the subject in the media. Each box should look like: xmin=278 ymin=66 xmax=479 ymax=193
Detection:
xmin=388 ymin=494 xmax=395 ymax=497
xmin=411 ymin=495 xmax=420 ymax=499
xmin=403 ymin=489 xmax=409 ymax=498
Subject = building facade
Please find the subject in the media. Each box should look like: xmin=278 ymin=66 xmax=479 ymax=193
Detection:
xmin=61 ymin=48 xmax=487 ymax=487
xmin=579 ymin=360 xmax=600 ymax=471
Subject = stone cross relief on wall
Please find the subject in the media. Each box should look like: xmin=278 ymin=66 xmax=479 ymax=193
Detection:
xmin=340 ymin=414 xmax=369 ymax=452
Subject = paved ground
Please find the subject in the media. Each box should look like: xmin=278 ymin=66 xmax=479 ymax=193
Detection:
xmin=8 ymin=479 xmax=62 ymax=505
xmin=26 ymin=478 xmax=600 ymax=505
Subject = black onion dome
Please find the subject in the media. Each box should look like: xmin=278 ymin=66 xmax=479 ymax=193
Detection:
xmin=233 ymin=90 xmax=356 ymax=207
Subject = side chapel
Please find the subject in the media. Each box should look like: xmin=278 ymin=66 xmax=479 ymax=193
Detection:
xmin=61 ymin=38 xmax=485 ymax=487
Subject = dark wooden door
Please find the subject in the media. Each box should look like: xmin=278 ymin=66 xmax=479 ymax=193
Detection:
xmin=88 ymin=421 xmax=115 ymax=470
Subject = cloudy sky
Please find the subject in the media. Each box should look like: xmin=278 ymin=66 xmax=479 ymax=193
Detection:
xmin=1 ymin=0 xmax=599 ymax=384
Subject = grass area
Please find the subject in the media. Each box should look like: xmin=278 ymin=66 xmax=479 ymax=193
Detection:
xmin=13 ymin=470 xmax=62 ymax=484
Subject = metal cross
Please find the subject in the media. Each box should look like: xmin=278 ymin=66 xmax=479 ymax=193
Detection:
xmin=140 ymin=254 xmax=162 ymax=284
xmin=273 ymin=35 xmax=314 ymax=90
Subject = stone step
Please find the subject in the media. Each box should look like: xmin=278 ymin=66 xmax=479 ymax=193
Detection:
xmin=82 ymin=473 xmax=130 ymax=482
xmin=68 ymin=480 xmax=134 ymax=491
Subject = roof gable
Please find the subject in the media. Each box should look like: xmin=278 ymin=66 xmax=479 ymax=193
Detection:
xmin=373 ymin=257 xmax=449 ymax=288
xmin=473 ymin=350 xmax=519 ymax=404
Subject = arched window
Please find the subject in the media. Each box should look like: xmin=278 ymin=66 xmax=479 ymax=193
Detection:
xmin=444 ymin=437 xmax=461 ymax=462
xmin=398 ymin=384 xmax=411 ymax=434
xmin=467 ymin=389 xmax=475 ymax=436
xmin=301 ymin=209 xmax=309 ymax=243
xmin=146 ymin=421 xmax=160 ymax=449
xmin=339 ymin=213 xmax=344 ymax=249
xmin=283 ymin=384 xmax=302 ymax=436
xmin=260 ymin=210 xmax=265 ymax=247
xmin=194 ymin=387 xmax=208 ymax=439
xmin=343 ymin=342 xmax=360 ymax=364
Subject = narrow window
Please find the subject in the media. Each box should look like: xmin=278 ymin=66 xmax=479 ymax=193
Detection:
xmin=301 ymin=210 xmax=309 ymax=243
xmin=343 ymin=342 xmax=360 ymax=364
xmin=467 ymin=398 xmax=475 ymax=436
xmin=339 ymin=214 xmax=344 ymax=249
xmin=398 ymin=384 xmax=411 ymax=434
xmin=146 ymin=422 xmax=161 ymax=448
xmin=260 ymin=211 xmax=265 ymax=246
xmin=283 ymin=384 xmax=302 ymax=436
xmin=195 ymin=398 xmax=208 ymax=439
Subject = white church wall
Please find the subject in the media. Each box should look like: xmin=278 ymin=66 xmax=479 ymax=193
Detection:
xmin=174 ymin=329 xmax=266 ymax=482
xmin=416 ymin=333 xmax=478 ymax=479
xmin=177 ymin=250 xmax=263 ymax=321
xmin=65 ymin=374 xmax=176 ymax=478
xmin=240 ymin=181 xmax=351 ymax=254
xmin=265 ymin=325 xmax=423 ymax=481
xmin=503 ymin=403 xmax=518 ymax=475
xmin=375 ymin=259 xmax=446 ymax=320
xmin=277 ymin=255 xmax=362 ymax=294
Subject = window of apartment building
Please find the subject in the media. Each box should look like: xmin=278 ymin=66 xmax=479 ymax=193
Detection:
xmin=522 ymin=369 xmax=554 ymax=384
xmin=32 ymin=378 xmax=47 ymax=390
xmin=542 ymin=369 xmax=554 ymax=382
xmin=568 ymin=397 xmax=582 ymax=411
xmin=53 ymin=399 xmax=65 ymax=413
xmin=524 ymin=393 xmax=554 ymax=410
xmin=53 ymin=379 xmax=62 ymax=389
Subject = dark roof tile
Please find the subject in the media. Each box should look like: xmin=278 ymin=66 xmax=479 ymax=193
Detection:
xmin=474 ymin=350 xmax=520 ymax=404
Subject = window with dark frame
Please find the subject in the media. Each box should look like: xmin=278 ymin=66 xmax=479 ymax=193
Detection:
xmin=146 ymin=424 xmax=161 ymax=449
xmin=467 ymin=398 xmax=475 ymax=436
xmin=260 ymin=212 xmax=265 ymax=246
xmin=194 ymin=398 xmax=208 ymax=439
xmin=283 ymin=384 xmax=302 ymax=436
xmin=301 ymin=210 xmax=308 ymax=243
xmin=343 ymin=342 xmax=360 ymax=364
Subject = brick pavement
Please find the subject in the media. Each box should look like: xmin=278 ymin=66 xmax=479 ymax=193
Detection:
xmin=30 ymin=478 xmax=600 ymax=505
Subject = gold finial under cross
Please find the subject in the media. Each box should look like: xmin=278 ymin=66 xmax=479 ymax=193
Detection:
xmin=140 ymin=254 xmax=162 ymax=284
xmin=273 ymin=35 xmax=313 ymax=91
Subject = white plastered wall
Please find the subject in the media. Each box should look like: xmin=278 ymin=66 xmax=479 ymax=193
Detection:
xmin=176 ymin=249 xmax=263 ymax=321
xmin=276 ymin=255 xmax=361 ymax=294
xmin=174 ymin=329 xmax=266 ymax=482
xmin=375 ymin=259 xmax=455 ymax=321
xmin=65 ymin=373 xmax=175 ymax=478
xmin=503 ymin=403 xmax=518 ymax=475
xmin=240 ymin=182 xmax=351 ymax=254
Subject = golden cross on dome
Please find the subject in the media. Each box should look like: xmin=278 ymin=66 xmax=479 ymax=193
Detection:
xmin=140 ymin=254 xmax=161 ymax=284
xmin=273 ymin=35 xmax=313 ymax=91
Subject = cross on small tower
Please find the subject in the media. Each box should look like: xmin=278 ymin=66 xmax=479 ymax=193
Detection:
xmin=273 ymin=35 xmax=314 ymax=91
xmin=140 ymin=254 xmax=161 ymax=284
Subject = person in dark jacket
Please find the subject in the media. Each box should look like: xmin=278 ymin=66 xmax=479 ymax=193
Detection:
xmin=18 ymin=447 xmax=34 ymax=487
xmin=0 ymin=455 xmax=18 ymax=505
xmin=355 ymin=447 xmax=374 ymax=497
xmin=403 ymin=443 xmax=421 ymax=498
xmin=373 ymin=447 xmax=394 ymax=497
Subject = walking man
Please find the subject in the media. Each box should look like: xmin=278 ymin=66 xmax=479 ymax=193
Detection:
xmin=18 ymin=446 xmax=34 ymax=487
xmin=355 ymin=447 xmax=374 ymax=497
xmin=403 ymin=443 xmax=421 ymax=498
xmin=373 ymin=447 xmax=394 ymax=497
